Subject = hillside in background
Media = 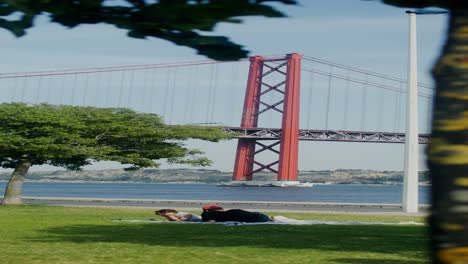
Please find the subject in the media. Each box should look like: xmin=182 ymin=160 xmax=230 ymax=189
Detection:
xmin=0 ymin=169 xmax=430 ymax=185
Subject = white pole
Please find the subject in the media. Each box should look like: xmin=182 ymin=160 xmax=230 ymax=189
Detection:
xmin=402 ymin=12 xmax=419 ymax=213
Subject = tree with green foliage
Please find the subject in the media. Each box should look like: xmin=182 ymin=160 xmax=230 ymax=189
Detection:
xmin=0 ymin=103 xmax=230 ymax=205
xmin=0 ymin=0 xmax=467 ymax=262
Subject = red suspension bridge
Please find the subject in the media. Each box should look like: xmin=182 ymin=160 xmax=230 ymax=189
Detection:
xmin=0 ymin=53 xmax=432 ymax=183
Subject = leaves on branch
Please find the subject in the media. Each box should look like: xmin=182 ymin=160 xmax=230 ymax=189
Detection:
xmin=0 ymin=0 xmax=297 ymax=60
xmin=380 ymin=0 xmax=464 ymax=9
xmin=0 ymin=103 xmax=231 ymax=171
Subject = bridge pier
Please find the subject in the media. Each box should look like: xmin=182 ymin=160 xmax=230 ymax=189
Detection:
xmin=232 ymin=139 xmax=255 ymax=181
xmin=277 ymin=53 xmax=301 ymax=181
xmin=233 ymin=53 xmax=301 ymax=182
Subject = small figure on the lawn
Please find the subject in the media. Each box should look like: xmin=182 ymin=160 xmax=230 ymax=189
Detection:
xmin=201 ymin=205 xmax=275 ymax=223
xmin=155 ymin=209 xmax=202 ymax=222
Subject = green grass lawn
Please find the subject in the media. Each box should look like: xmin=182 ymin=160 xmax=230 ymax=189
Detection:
xmin=0 ymin=205 xmax=429 ymax=264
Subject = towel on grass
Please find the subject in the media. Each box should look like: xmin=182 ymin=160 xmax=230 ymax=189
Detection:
xmin=111 ymin=216 xmax=423 ymax=226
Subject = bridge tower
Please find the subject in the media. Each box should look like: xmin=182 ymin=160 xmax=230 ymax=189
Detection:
xmin=232 ymin=53 xmax=301 ymax=182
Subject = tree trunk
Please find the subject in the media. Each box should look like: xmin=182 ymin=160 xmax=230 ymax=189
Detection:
xmin=428 ymin=9 xmax=468 ymax=264
xmin=1 ymin=159 xmax=31 ymax=205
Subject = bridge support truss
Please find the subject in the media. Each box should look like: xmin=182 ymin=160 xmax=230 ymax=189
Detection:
xmin=233 ymin=53 xmax=301 ymax=182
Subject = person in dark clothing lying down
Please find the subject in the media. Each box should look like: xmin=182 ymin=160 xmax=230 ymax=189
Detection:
xmin=201 ymin=205 xmax=274 ymax=223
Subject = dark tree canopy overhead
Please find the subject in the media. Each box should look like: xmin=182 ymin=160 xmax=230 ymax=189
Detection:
xmin=0 ymin=0 xmax=296 ymax=61
xmin=381 ymin=0 xmax=466 ymax=9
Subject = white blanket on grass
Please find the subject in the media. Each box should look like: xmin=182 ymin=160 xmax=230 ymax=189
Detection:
xmin=111 ymin=216 xmax=423 ymax=226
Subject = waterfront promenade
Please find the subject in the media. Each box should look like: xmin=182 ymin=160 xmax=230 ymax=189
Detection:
xmin=17 ymin=196 xmax=428 ymax=216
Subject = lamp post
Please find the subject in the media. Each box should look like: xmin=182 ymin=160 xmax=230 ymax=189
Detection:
xmin=402 ymin=10 xmax=447 ymax=213
xmin=402 ymin=10 xmax=419 ymax=213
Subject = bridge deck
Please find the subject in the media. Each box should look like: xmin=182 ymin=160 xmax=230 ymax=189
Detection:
xmin=224 ymin=127 xmax=430 ymax=144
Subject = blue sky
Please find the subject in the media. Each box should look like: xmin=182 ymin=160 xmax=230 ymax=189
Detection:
xmin=0 ymin=1 xmax=448 ymax=172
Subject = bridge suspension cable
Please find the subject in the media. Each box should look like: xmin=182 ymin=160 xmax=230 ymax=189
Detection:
xmin=302 ymin=55 xmax=434 ymax=90
xmin=0 ymin=53 xmax=433 ymax=133
xmin=300 ymin=67 xmax=433 ymax=98
xmin=0 ymin=59 xmax=247 ymax=79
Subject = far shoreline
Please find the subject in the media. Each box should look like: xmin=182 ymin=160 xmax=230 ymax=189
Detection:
xmin=0 ymin=180 xmax=431 ymax=186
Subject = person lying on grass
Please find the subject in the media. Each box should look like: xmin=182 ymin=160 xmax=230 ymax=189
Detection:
xmin=155 ymin=209 xmax=202 ymax=222
xmin=201 ymin=205 xmax=275 ymax=223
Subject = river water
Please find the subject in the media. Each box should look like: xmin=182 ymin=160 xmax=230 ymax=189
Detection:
xmin=0 ymin=182 xmax=430 ymax=204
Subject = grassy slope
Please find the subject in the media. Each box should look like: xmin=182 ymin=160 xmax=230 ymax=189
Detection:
xmin=0 ymin=206 xmax=429 ymax=264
